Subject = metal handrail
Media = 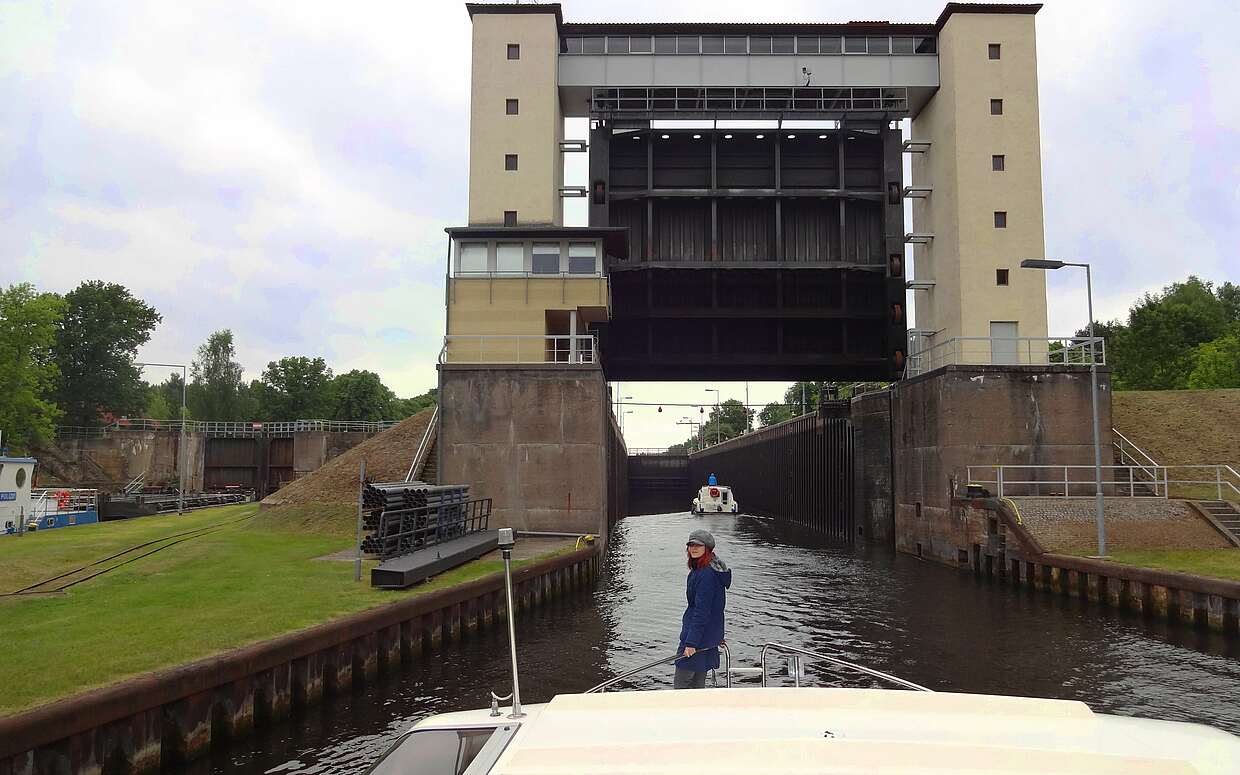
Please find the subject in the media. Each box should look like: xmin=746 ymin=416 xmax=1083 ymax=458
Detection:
xmin=759 ymin=643 xmax=932 ymax=692
xmin=405 ymin=404 xmax=440 ymax=483
xmin=29 ymin=488 xmax=100 ymax=522
xmin=586 ymin=654 xmax=683 ymax=693
xmin=967 ymin=464 xmax=1240 ymax=501
xmin=1112 ymin=428 xmax=1159 ymax=471
xmin=54 ymin=418 xmax=399 ymax=439
xmin=584 ymin=641 xmax=929 ymax=693
xmin=905 ymin=336 xmax=1105 ymax=378
xmin=590 ymin=86 xmax=910 ymax=115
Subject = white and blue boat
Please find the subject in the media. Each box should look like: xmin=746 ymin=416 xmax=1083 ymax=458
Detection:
xmin=1 ymin=456 xmax=99 ymax=535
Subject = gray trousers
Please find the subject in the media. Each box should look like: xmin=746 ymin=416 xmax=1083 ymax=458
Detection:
xmin=673 ymin=667 xmax=708 ymax=689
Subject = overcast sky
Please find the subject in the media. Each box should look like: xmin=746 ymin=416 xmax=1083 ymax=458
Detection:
xmin=3 ymin=0 xmax=1238 ymax=447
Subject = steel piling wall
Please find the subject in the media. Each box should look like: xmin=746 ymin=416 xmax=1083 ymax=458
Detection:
xmin=689 ymin=413 xmax=854 ymax=540
xmin=0 ymin=547 xmax=600 ymax=775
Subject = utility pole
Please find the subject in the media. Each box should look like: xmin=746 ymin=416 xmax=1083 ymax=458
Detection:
xmin=136 ymin=361 xmax=189 ymax=515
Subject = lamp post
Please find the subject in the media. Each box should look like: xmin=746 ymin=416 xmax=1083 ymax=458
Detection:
xmin=620 ymin=395 xmax=633 ymax=433
xmin=677 ymin=419 xmax=701 ymax=452
xmin=704 ymin=389 xmax=721 ymax=446
xmin=136 ymin=362 xmax=188 ymax=516
xmin=1020 ymin=259 xmax=1106 ymax=556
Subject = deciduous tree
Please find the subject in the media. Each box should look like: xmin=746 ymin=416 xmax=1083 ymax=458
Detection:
xmin=189 ymin=330 xmax=247 ymax=420
xmin=331 ymin=370 xmax=396 ymax=421
xmin=0 ymin=284 xmax=66 ymax=452
xmin=52 ymin=281 xmax=161 ymax=425
xmin=257 ymin=356 xmax=333 ymax=419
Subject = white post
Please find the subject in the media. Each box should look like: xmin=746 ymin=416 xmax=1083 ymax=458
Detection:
xmin=569 ymin=311 xmax=579 ymax=363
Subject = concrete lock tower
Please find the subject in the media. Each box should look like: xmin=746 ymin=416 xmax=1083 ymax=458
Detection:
xmin=439 ymin=2 xmax=1050 ymax=536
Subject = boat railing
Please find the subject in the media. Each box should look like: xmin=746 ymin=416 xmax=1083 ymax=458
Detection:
xmin=586 ymin=653 xmax=683 ymax=693
xmin=759 ymin=643 xmax=932 ymax=692
xmin=585 ymin=641 xmax=930 ymax=693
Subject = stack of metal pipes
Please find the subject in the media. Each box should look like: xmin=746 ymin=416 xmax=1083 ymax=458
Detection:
xmin=359 ymin=482 xmax=470 ymax=559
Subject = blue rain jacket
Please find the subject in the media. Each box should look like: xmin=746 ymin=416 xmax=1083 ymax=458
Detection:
xmin=676 ymin=556 xmax=732 ymax=672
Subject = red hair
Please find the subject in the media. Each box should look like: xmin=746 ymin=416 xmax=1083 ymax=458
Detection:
xmin=686 ymin=547 xmax=714 ymax=570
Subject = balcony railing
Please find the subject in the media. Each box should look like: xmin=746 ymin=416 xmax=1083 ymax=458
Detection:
xmin=905 ymin=336 xmax=1104 ymax=378
xmin=440 ymin=335 xmax=598 ymax=365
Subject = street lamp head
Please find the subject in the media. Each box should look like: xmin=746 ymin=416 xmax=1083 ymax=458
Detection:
xmin=1020 ymin=259 xmax=1066 ymax=270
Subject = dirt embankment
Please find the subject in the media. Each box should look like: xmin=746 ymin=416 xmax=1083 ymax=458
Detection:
xmin=259 ymin=409 xmax=433 ymax=535
xmin=1113 ymin=389 xmax=1240 ymax=467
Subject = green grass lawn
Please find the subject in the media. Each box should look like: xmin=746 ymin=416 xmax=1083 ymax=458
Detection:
xmin=0 ymin=504 xmax=565 ymax=716
xmin=1084 ymin=549 xmax=1240 ymax=583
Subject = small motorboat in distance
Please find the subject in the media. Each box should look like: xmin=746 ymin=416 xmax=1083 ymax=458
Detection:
xmin=692 ymin=484 xmax=738 ymax=515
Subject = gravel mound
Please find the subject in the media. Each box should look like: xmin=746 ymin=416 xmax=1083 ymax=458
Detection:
xmin=260 ymin=409 xmax=434 ymax=508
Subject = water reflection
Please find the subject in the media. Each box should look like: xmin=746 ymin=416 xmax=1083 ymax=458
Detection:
xmin=187 ymin=511 xmax=1240 ymax=774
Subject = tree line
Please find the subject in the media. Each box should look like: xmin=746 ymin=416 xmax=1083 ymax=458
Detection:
xmin=0 ymin=281 xmax=435 ymax=454
xmin=1088 ymin=276 xmax=1239 ymax=390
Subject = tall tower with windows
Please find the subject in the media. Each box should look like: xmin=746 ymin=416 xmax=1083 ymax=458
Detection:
xmin=910 ymin=4 xmax=1048 ymax=360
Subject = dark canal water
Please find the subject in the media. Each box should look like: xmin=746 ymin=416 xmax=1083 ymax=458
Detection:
xmin=186 ymin=511 xmax=1240 ymax=774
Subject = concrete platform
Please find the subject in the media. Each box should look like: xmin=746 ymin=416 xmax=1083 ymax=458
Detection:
xmin=370 ymin=531 xmax=498 ymax=589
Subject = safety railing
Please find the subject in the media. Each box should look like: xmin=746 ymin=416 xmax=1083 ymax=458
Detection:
xmin=585 ymin=641 xmax=929 ymax=693
xmin=439 ymin=335 xmax=598 ymax=365
xmin=591 ymin=86 xmax=909 ymax=115
xmin=405 ymin=404 xmax=439 ymax=483
xmin=369 ymin=498 xmax=492 ymax=561
xmin=55 ymin=418 xmax=399 ymax=439
xmin=29 ymin=489 xmax=99 ymax=520
xmin=966 ymin=464 xmax=1240 ymax=501
xmin=904 ymin=336 xmax=1104 ymax=378
xmin=122 ymin=471 xmax=147 ymax=495
xmin=1112 ymin=428 xmax=1160 ymax=477
xmin=759 ymin=643 xmax=932 ymax=691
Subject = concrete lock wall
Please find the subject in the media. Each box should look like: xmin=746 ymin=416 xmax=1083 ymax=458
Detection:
xmin=35 ymin=430 xmax=378 ymax=495
xmin=439 ymin=364 xmax=612 ymax=536
xmin=891 ymin=364 xmax=1112 ymax=564
xmin=851 ymin=391 xmax=894 ymax=544
xmin=0 ymin=548 xmax=602 ymax=775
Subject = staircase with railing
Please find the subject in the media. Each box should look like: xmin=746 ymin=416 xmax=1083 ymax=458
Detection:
xmin=1112 ymin=428 xmax=1162 ymax=496
xmin=405 ymin=404 xmax=440 ymax=485
xmin=122 ymin=471 xmax=147 ymax=495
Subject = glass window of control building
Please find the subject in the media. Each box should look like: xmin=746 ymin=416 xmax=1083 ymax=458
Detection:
xmin=568 ymin=243 xmax=598 ymax=274
xmin=496 ymin=243 xmax=524 ymax=273
xmin=459 ymin=243 xmax=487 ymax=273
xmin=532 ymin=243 xmax=561 ymax=274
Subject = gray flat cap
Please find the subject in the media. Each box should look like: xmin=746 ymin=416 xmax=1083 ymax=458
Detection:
xmin=687 ymin=529 xmax=716 ymax=549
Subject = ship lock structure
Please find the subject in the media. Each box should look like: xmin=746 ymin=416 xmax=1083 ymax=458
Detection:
xmin=439 ymin=2 xmax=1051 ymax=534
xmin=444 ymin=2 xmax=1048 ymax=381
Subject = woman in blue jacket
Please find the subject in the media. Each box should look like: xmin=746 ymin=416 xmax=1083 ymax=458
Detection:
xmin=675 ymin=529 xmax=732 ymax=689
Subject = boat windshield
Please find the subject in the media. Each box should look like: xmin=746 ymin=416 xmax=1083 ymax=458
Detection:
xmin=365 ymin=728 xmax=495 ymax=775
